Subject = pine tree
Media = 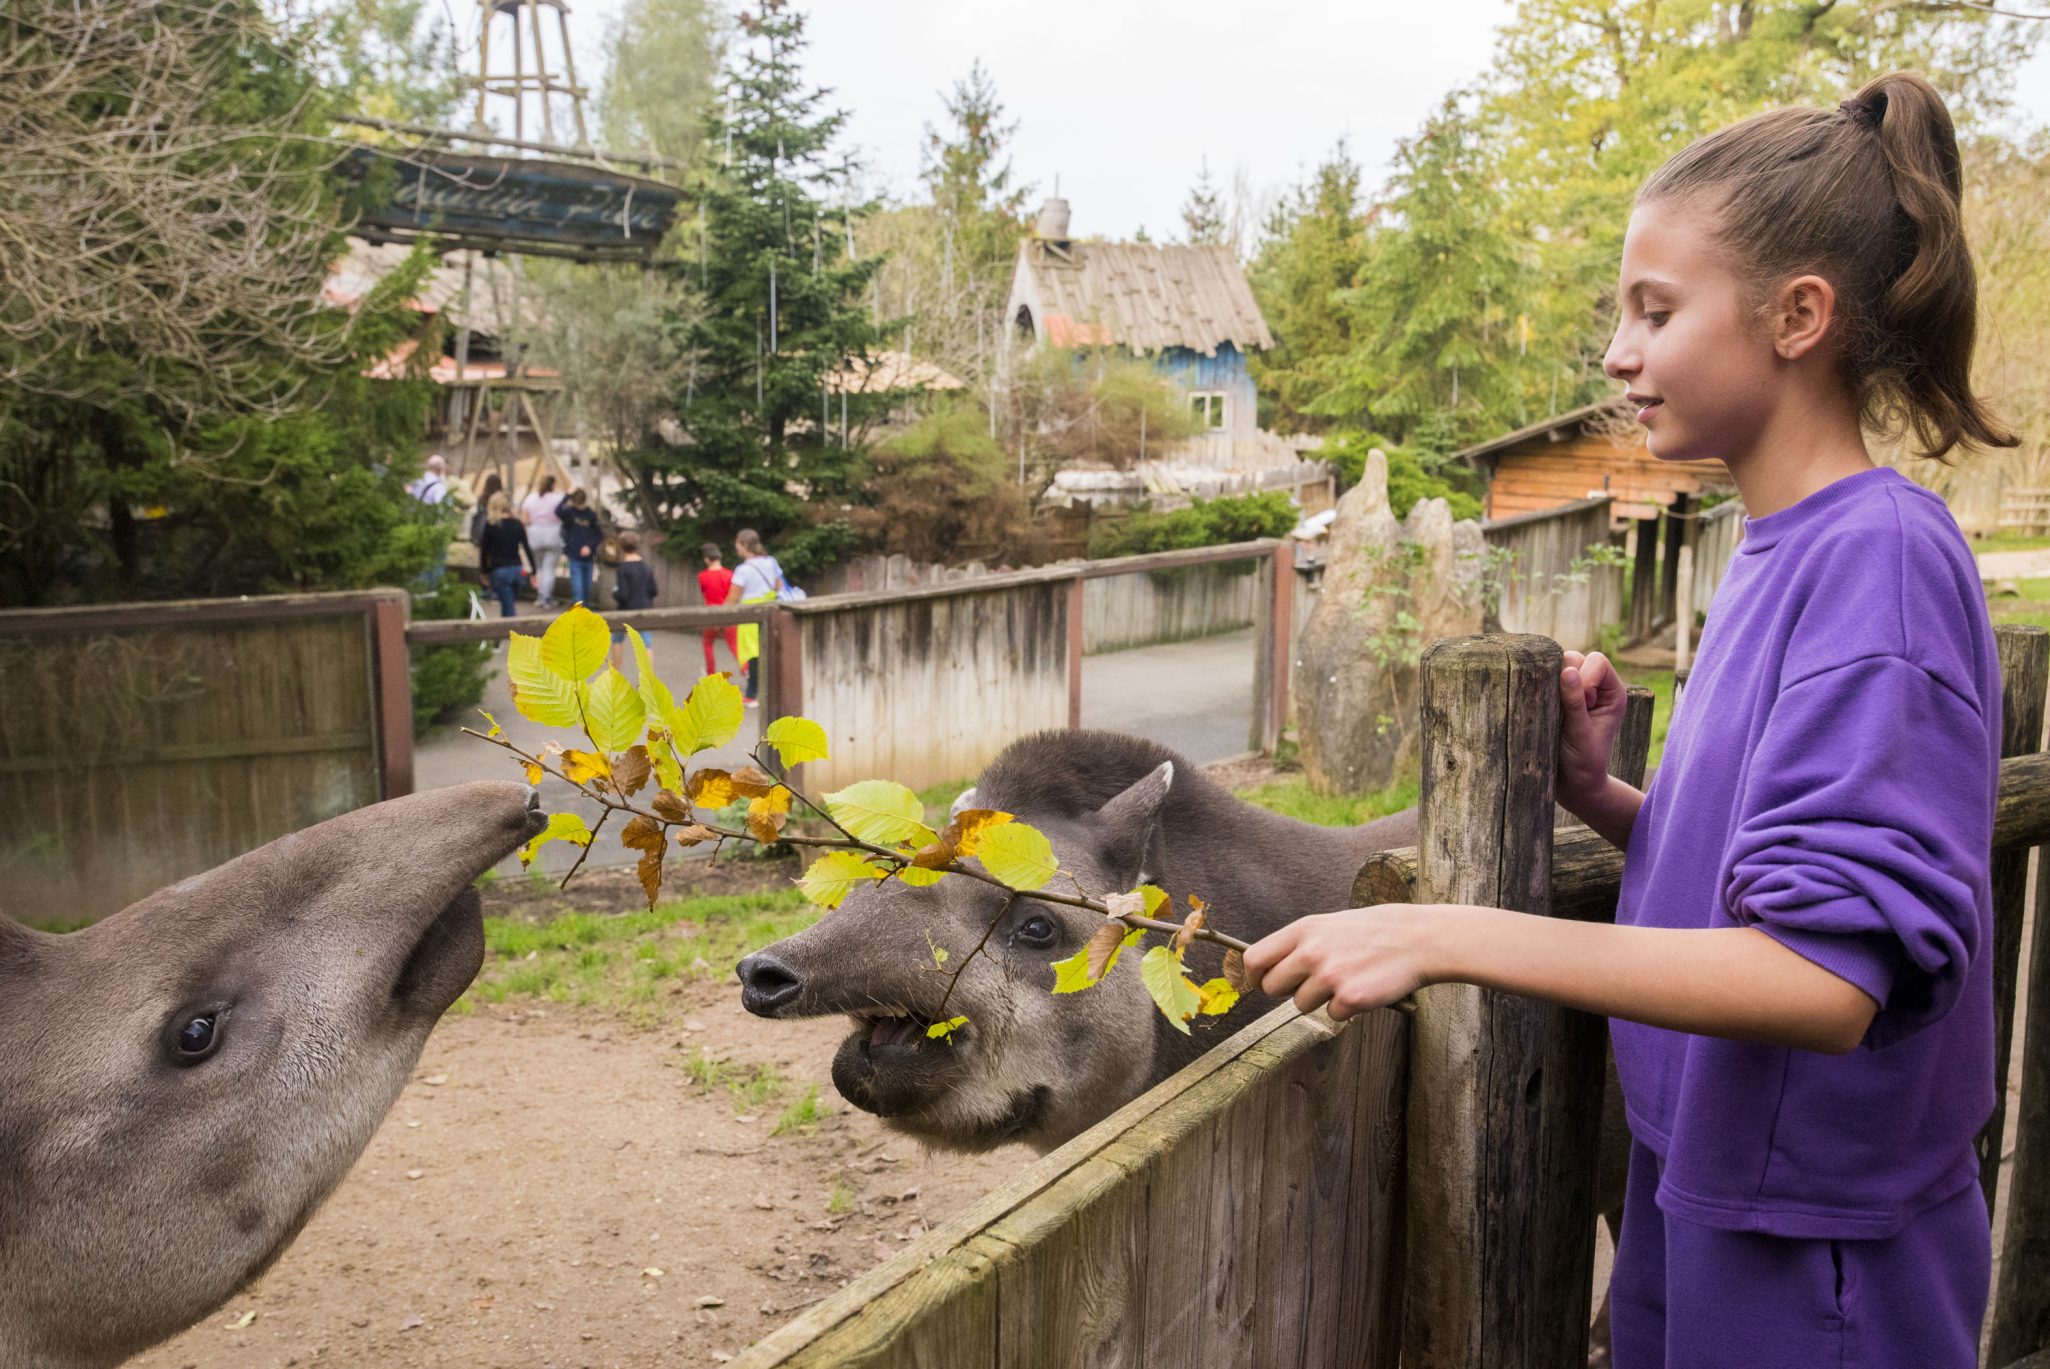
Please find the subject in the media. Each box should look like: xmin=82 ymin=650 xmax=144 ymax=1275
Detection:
xmin=912 ymin=59 xmax=1030 ymax=380
xmin=638 ymin=0 xmax=888 ymax=577
xmin=1245 ymin=142 xmax=1368 ymax=432
xmin=1180 ymin=158 xmax=1228 ymax=246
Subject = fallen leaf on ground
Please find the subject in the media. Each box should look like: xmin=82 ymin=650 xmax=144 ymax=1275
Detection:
xmin=695 ymin=1294 xmax=726 ymax=1309
xmin=224 ymin=1310 xmax=256 ymax=1330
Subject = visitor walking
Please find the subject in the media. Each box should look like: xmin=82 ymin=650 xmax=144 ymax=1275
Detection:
xmin=468 ymin=472 xmax=503 ymax=548
xmin=407 ymin=454 xmax=449 ymax=506
xmin=521 ymin=474 xmax=567 ymax=609
xmin=560 ymin=489 xmax=603 ymax=608
xmin=477 ymin=492 xmax=534 ymax=619
xmin=696 ymin=541 xmax=739 ymax=676
xmin=725 ymin=528 xmax=786 ymax=707
xmin=608 ymin=532 xmax=660 ymax=670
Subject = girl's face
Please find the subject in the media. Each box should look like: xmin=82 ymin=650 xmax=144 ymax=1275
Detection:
xmin=1604 ymin=198 xmax=1780 ymax=465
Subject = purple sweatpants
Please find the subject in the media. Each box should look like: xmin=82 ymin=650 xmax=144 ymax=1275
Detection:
xmin=1609 ymin=1140 xmax=1989 ymax=1369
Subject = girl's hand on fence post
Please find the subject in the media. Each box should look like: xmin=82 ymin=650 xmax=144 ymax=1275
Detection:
xmin=1243 ymin=905 xmax=1439 ymax=1023
xmin=1557 ymin=650 xmax=1628 ymax=815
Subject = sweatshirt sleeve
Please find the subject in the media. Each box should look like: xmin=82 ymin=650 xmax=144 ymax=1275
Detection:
xmin=1721 ymin=654 xmax=1992 ymax=1047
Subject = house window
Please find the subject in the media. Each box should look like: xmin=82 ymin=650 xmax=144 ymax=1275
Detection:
xmin=1190 ymin=392 xmax=1227 ymax=431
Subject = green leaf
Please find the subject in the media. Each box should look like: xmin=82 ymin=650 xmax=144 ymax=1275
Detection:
xmin=797 ymin=850 xmax=886 ymax=909
xmin=762 ymin=715 xmax=830 ymax=766
xmin=975 ymin=821 xmax=1059 ymax=891
xmin=541 ymin=605 xmax=611 ymax=684
xmin=1050 ymin=948 xmax=1095 ymax=994
xmin=822 ymin=780 xmax=933 ymax=846
xmin=507 ymin=633 xmax=583 ymax=728
xmin=896 ymin=865 xmax=945 ymax=888
xmin=671 ymin=673 xmax=745 ymax=755
xmin=520 ymin=812 xmax=592 ymax=867
xmin=927 ymin=1016 xmax=969 ymax=1041
xmin=1140 ymin=946 xmax=1203 ymax=1034
xmin=584 ymin=668 xmax=647 ymax=753
xmin=628 ymin=627 xmax=677 ymax=722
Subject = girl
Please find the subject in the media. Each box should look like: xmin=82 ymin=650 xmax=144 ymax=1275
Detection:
xmin=726 ymin=528 xmax=788 ymax=707
xmin=477 ymin=492 xmax=534 ymax=619
xmin=521 ymin=474 xmax=567 ymax=609
xmin=1245 ymin=72 xmax=2016 ymax=1368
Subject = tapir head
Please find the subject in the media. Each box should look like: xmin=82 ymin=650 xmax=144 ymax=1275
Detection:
xmin=0 ymin=781 xmax=543 ymax=1369
xmin=737 ymin=763 xmax=1176 ymax=1155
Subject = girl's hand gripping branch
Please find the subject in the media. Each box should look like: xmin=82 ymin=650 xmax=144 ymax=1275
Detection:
xmin=1557 ymin=649 xmax=1645 ymax=850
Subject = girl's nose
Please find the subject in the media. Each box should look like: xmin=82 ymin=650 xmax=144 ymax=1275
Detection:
xmin=1602 ymin=326 xmax=1636 ymax=382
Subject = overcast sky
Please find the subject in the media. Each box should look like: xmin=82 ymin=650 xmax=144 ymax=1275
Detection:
xmin=554 ymin=0 xmax=2050 ymax=241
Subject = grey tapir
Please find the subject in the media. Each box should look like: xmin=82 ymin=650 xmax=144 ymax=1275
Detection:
xmin=0 ymin=781 xmax=545 ymax=1369
xmin=738 ymin=730 xmax=1419 ymax=1153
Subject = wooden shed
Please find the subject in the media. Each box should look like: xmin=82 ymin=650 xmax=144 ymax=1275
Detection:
xmin=1458 ymin=400 xmax=1733 ymax=523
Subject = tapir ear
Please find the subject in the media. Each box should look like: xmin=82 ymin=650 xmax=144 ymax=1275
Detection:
xmin=949 ymin=786 xmax=980 ymax=818
xmin=1093 ymin=762 xmax=1173 ymax=884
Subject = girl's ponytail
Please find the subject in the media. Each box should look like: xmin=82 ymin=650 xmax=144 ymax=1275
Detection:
xmin=1640 ymin=71 xmax=2016 ymax=460
xmin=1855 ymin=72 xmax=2016 ymax=456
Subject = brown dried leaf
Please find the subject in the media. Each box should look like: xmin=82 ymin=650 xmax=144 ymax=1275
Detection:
xmin=1101 ymin=889 xmax=1145 ymax=920
xmin=673 ymin=823 xmax=718 ymax=848
xmin=687 ymin=769 xmax=737 ymax=809
xmin=1173 ymin=908 xmax=1205 ymax=954
xmin=636 ymin=848 xmax=664 ymax=909
xmin=1085 ymin=922 xmax=1127 ymax=981
xmin=729 ymin=764 xmax=780 ymax=799
xmin=620 ymin=814 xmax=665 ymax=855
xmin=909 ymin=839 xmax=956 ymax=870
xmin=651 ymin=789 xmax=692 ymax=823
xmin=1222 ymin=948 xmax=1249 ymax=994
xmin=611 ymin=746 xmax=653 ymax=797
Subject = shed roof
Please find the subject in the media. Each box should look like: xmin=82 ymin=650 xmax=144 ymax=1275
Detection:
xmin=1449 ymin=400 xmax=1621 ymax=466
xmin=1015 ymin=239 xmax=1275 ymax=357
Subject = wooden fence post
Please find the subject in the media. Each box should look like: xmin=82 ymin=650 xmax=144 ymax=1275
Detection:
xmin=1067 ymin=575 xmax=1085 ymax=730
xmin=1657 ymin=494 xmax=1690 ymax=629
xmin=1628 ymin=519 xmax=1659 ymax=644
xmin=765 ymin=608 xmax=804 ymax=781
xmin=1983 ymin=626 xmax=2049 ymax=1218
xmin=1404 ymin=633 xmax=1604 ymax=1369
xmin=370 ymin=594 xmax=414 ymax=800
xmin=1261 ymin=540 xmax=1294 ymax=752
xmin=1991 ymin=626 xmax=2050 ymax=1369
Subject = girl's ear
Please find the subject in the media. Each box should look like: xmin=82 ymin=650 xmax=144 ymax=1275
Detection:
xmin=1773 ymin=273 xmax=1838 ymax=361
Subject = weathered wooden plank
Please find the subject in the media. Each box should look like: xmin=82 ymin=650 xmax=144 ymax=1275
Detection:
xmin=1334 ymin=1009 xmax=1408 ymax=1369
xmin=1983 ymin=626 xmax=2049 ymax=1215
xmin=1991 ymin=831 xmax=2050 ymax=1366
xmin=1405 ymin=633 xmax=1601 ymax=1369
xmin=403 ymin=602 xmax=771 ymax=645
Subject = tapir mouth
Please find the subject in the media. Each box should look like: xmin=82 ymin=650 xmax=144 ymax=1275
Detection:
xmin=831 ymin=1009 xmax=971 ymax=1116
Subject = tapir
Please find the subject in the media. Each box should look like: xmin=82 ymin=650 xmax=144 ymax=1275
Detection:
xmin=0 ymin=781 xmax=544 ymax=1369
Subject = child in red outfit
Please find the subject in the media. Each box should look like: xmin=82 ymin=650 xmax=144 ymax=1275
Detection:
xmin=696 ymin=541 xmax=738 ymax=677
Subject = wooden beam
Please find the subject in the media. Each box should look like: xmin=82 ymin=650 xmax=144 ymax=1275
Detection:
xmin=1403 ymin=633 xmax=1604 ymax=1369
xmin=404 ymin=604 xmax=772 ymax=646
xmin=1983 ymin=626 xmax=2049 ymax=1216
xmin=1629 ymin=519 xmax=1659 ymax=644
xmin=1066 ymin=575 xmax=1084 ymax=730
xmin=370 ymin=597 xmax=414 ymax=799
xmin=1267 ymin=540 xmax=1294 ymax=752
xmin=0 ymin=588 xmax=407 ymax=636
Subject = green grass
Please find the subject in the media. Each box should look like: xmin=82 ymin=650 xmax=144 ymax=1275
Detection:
xmin=1235 ymin=775 xmax=1419 ymax=827
xmin=1989 ymin=578 xmax=2050 ymax=637
xmin=916 ymin=778 xmax=974 ymax=821
xmin=1973 ymin=531 xmax=2050 ymax=555
xmin=673 ymin=1046 xmax=793 ymax=1116
xmin=827 ymin=1175 xmax=855 ymax=1215
xmin=462 ymin=889 xmax=815 ymax=1024
xmin=773 ymin=1084 xmax=830 ymax=1136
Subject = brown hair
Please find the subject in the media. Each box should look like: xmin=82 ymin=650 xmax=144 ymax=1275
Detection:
xmin=700 ymin=541 xmax=722 ymax=563
xmin=569 ymin=488 xmax=588 ymax=507
xmin=618 ymin=531 xmax=641 ymax=554
xmin=538 ymin=474 xmax=558 ymax=495
xmin=735 ymin=528 xmax=765 ymax=556
xmin=478 ymin=472 xmax=503 ymax=503
xmin=1638 ymin=71 xmax=2014 ymax=459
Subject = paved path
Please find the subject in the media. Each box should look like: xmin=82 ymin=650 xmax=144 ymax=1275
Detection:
xmin=1977 ymin=548 xmax=2050 ymax=582
xmin=1081 ymin=628 xmax=1258 ymax=765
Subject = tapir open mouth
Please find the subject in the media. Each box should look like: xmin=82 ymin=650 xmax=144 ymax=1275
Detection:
xmin=849 ymin=1007 xmax=962 ymax=1057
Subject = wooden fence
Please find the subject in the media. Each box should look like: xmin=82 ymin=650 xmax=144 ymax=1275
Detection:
xmin=0 ymin=592 xmax=410 ymax=926
xmin=1484 ymin=496 xmax=1626 ymax=653
xmin=738 ymin=625 xmax=2050 ymax=1369
xmin=1082 ymin=561 xmax=1263 ymax=653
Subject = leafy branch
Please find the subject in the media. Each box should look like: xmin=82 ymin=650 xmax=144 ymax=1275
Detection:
xmin=468 ymin=606 xmax=1257 ymax=1036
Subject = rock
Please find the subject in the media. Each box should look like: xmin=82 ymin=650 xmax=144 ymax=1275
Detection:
xmin=1293 ymin=449 xmax=1488 ymax=795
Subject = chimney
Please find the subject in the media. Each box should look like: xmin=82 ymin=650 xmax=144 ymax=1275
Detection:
xmin=1034 ymin=196 xmax=1071 ymax=243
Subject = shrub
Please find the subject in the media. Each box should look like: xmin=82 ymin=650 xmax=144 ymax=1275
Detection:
xmin=1089 ymin=491 xmax=1299 ymax=560
xmin=410 ymin=578 xmax=494 ymax=732
xmin=1323 ymin=430 xmax=1484 ymax=522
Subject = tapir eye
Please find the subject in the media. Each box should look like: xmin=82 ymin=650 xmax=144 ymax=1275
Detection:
xmin=168 ymin=1008 xmax=227 ymax=1065
xmin=1016 ymin=914 xmax=1058 ymax=948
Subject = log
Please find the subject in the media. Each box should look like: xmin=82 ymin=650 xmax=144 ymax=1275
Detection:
xmin=1402 ymin=634 xmax=1602 ymax=1369
xmin=1983 ymin=626 xmax=2049 ymax=1215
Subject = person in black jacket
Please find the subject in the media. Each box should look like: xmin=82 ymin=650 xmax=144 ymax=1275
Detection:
xmin=478 ymin=492 xmax=534 ymax=617
xmin=559 ymin=489 xmax=603 ymax=607
xmin=607 ymin=531 xmax=659 ymax=668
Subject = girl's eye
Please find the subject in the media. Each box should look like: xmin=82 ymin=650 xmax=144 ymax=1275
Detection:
xmin=1017 ymin=914 xmax=1058 ymax=948
xmin=1645 ymin=310 xmax=1671 ymax=327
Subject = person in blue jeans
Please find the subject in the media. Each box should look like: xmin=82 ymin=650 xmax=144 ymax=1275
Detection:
xmin=560 ymin=488 xmax=603 ymax=607
xmin=477 ymin=492 xmax=535 ymax=617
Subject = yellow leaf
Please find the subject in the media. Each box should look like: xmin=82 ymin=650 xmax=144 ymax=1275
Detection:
xmin=1140 ymin=885 xmax=1171 ymax=918
xmin=762 ymin=715 xmax=830 ymax=766
xmin=926 ymin=932 xmax=949 ymax=966
xmin=926 ymin=1016 xmax=969 ymax=1041
xmin=477 ymin=709 xmax=503 ymax=739
xmin=651 ymin=789 xmax=691 ymax=823
xmin=584 ymin=668 xmax=647 ymax=753
xmin=943 ymin=808 xmax=1014 ymax=857
xmin=226 ymin=1309 xmax=257 ymax=1330
xmin=522 ymin=760 xmax=544 ymax=786
xmin=671 ymin=673 xmax=744 ymax=755
xmin=611 ymin=746 xmax=653 ymax=797
xmin=897 ymin=865 xmax=945 ymax=887
xmin=747 ymin=786 xmax=792 ymax=843
xmin=1196 ymin=978 xmax=1241 ymax=1016
xmin=648 ymin=735 xmax=684 ymax=795
xmin=1139 ymin=945 xmax=1202 ymax=1034
xmin=1050 ymin=948 xmax=1094 ymax=993
xmin=823 ymin=780 xmax=933 ymax=846
xmin=506 ymin=633 xmax=582 ymax=727
xmin=975 ymin=821 xmax=1059 ymax=892
xmin=687 ymin=768 xmax=737 ymax=810
xmin=562 ymin=749 xmax=611 ymax=785
xmin=520 ymin=812 xmax=591 ymax=867
xmin=797 ymin=850 xmax=886 ymax=909
xmin=540 ymin=604 xmax=610 ymax=684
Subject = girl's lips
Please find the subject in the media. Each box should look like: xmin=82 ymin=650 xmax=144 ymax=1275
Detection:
xmin=1636 ymin=400 xmax=1663 ymax=423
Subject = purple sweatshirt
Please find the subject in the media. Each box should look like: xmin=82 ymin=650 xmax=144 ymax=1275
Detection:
xmin=1614 ymin=467 xmax=1999 ymax=1239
